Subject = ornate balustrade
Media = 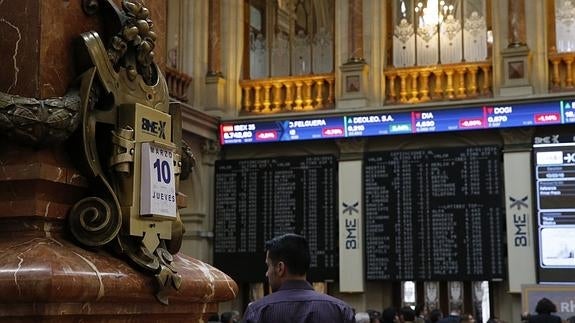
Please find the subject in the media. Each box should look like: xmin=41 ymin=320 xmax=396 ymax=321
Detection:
xmin=384 ymin=61 xmax=492 ymax=104
xmin=165 ymin=66 xmax=193 ymax=102
xmin=239 ymin=74 xmax=335 ymax=114
xmin=549 ymin=51 xmax=575 ymax=92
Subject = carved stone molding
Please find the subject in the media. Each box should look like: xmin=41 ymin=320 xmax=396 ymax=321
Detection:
xmin=0 ymin=90 xmax=80 ymax=146
xmin=336 ymin=138 xmax=366 ymax=160
xmin=500 ymin=128 xmax=535 ymax=150
xmin=201 ymin=139 xmax=221 ymax=165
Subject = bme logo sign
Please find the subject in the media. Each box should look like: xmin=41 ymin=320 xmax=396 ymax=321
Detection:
xmin=141 ymin=117 xmax=167 ymax=139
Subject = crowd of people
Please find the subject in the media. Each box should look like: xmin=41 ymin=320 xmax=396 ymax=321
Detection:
xmin=214 ymin=233 xmax=571 ymax=323
xmin=353 ymin=304 xmax=484 ymax=323
xmin=352 ymin=297 xmax=572 ymax=323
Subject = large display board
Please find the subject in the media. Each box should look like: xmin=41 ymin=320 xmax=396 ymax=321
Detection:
xmin=214 ymin=155 xmax=338 ymax=282
xmin=364 ymin=146 xmax=506 ymax=281
xmin=533 ymin=135 xmax=575 ymax=283
xmin=220 ymin=99 xmax=575 ymax=145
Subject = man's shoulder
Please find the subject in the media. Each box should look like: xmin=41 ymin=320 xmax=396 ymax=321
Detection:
xmin=308 ymin=290 xmax=351 ymax=306
xmin=437 ymin=315 xmax=461 ymax=323
xmin=528 ymin=314 xmax=562 ymax=323
xmin=245 ymin=289 xmax=353 ymax=315
xmin=250 ymin=288 xmax=349 ymax=306
xmin=243 ymin=289 xmax=355 ymax=323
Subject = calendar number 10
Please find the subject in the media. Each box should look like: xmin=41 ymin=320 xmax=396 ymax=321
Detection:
xmin=153 ymin=159 xmax=172 ymax=184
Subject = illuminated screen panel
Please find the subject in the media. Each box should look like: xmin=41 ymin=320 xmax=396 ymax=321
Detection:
xmin=220 ymin=99 xmax=575 ymax=145
xmin=213 ymin=155 xmax=339 ymax=282
xmin=220 ymin=116 xmax=345 ymax=144
xmin=364 ymin=146 xmax=505 ymax=281
xmin=533 ymin=137 xmax=575 ymax=283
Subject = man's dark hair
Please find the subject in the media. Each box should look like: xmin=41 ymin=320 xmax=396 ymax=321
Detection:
xmin=265 ymin=233 xmax=310 ymax=276
xmin=366 ymin=309 xmax=381 ymax=320
xmin=535 ymin=297 xmax=557 ymax=314
xmin=429 ymin=309 xmax=442 ymax=323
xmin=400 ymin=306 xmax=416 ymax=321
xmin=381 ymin=307 xmax=397 ymax=323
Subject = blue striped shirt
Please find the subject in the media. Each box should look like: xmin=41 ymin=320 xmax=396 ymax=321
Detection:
xmin=242 ymin=280 xmax=356 ymax=323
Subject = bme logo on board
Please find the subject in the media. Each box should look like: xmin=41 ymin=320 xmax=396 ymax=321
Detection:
xmin=141 ymin=117 xmax=167 ymax=139
xmin=342 ymin=201 xmax=359 ymax=250
xmin=509 ymin=195 xmax=529 ymax=247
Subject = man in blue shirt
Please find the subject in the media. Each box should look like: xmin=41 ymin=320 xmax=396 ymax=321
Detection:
xmin=242 ymin=233 xmax=355 ymax=323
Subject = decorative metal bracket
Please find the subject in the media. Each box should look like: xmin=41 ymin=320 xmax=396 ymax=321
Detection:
xmin=70 ymin=0 xmax=190 ymax=305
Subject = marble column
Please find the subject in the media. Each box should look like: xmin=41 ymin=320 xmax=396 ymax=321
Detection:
xmin=0 ymin=0 xmax=237 ymax=321
xmin=339 ymin=0 xmax=368 ymax=108
xmin=335 ymin=139 xmax=366 ymax=293
xmin=205 ymin=0 xmax=226 ymax=116
xmin=500 ymin=129 xmax=536 ymax=293
xmin=508 ymin=0 xmax=526 ymax=47
xmin=208 ymin=0 xmax=222 ymax=76
xmin=500 ymin=0 xmax=532 ymax=96
xmin=348 ymin=0 xmax=364 ymax=62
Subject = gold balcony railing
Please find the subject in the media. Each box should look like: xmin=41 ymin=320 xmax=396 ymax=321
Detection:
xmin=549 ymin=51 xmax=575 ymax=92
xmin=165 ymin=66 xmax=193 ymax=102
xmin=384 ymin=61 xmax=492 ymax=104
xmin=239 ymin=74 xmax=335 ymax=114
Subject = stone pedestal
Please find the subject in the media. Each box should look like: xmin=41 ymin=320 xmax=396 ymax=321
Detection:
xmin=0 ymin=145 xmax=237 ymax=321
xmin=337 ymin=62 xmax=368 ymax=109
xmin=499 ymin=46 xmax=533 ymax=97
xmin=0 ymin=1 xmax=237 ymax=321
xmin=205 ymin=75 xmax=226 ymax=117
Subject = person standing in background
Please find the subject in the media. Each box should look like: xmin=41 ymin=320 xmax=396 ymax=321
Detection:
xmin=414 ymin=304 xmax=426 ymax=323
xmin=428 ymin=309 xmax=443 ymax=323
xmin=381 ymin=307 xmax=399 ymax=323
xmin=437 ymin=303 xmax=462 ymax=323
xmin=356 ymin=312 xmax=371 ymax=323
xmin=221 ymin=311 xmax=240 ymax=323
xmin=528 ymin=297 xmax=561 ymax=323
xmin=242 ymin=233 xmax=355 ymax=323
xmin=399 ymin=306 xmax=416 ymax=323
xmin=461 ymin=313 xmax=476 ymax=323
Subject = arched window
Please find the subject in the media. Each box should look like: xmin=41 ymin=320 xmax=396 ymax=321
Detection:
xmin=245 ymin=0 xmax=334 ymax=80
xmin=548 ymin=0 xmax=575 ymax=91
xmin=554 ymin=0 xmax=575 ymax=52
xmin=391 ymin=0 xmax=492 ymax=67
